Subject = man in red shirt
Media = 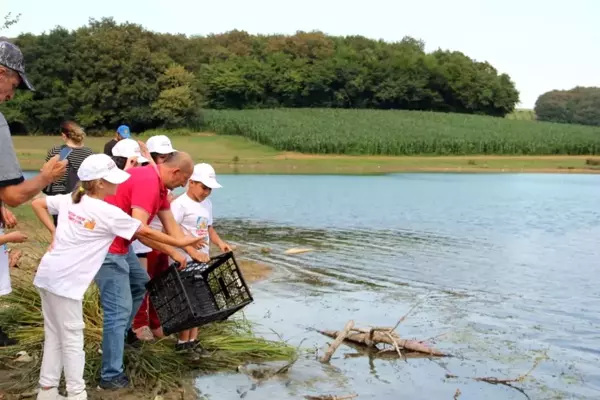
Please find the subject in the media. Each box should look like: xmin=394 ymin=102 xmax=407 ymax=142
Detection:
xmin=94 ymin=151 xmax=208 ymax=390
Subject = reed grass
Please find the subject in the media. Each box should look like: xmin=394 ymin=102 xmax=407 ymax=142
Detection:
xmin=0 ymin=231 xmax=295 ymax=395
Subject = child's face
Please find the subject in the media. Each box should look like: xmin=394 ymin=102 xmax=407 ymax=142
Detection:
xmin=188 ymin=180 xmax=212 ymax=201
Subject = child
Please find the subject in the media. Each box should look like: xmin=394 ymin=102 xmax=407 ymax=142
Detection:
xmin=0 ymin=207 xmax=27 ymax=347
xmin=170 ymin=163 xmax=231 ymax=351
xmin=31 ymin=154 xmax=202 ymax=400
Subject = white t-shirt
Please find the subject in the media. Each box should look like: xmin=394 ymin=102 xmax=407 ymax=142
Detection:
xmin=0 ymin=227 xmax=11 ymax=296
xmin=171 ymin=194 xmax=213 ymax=261
xmin=34 ymin=194 xmax=142 ymax=301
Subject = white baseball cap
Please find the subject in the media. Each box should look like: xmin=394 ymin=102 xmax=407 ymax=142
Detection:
xmin=190 ymin=163 xmax=222 ymax=189
xmin=146 ymin=135 xmax=176 ymax=154
xmin=111 ymin=138 xmax=149 ymax=164
xmin=77 ymin=154 xmax=131 ymax=184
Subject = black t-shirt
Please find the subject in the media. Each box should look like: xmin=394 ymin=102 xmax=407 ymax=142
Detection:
xmin=104 ymin=139 xmax=118 ymax=156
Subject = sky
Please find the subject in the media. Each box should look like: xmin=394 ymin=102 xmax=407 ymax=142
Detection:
xmin=2 ymin=0 xmax=598 ymax=109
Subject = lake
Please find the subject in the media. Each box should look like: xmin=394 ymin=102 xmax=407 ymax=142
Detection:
xmin=24 ymin=171 xmax=600 ymax=399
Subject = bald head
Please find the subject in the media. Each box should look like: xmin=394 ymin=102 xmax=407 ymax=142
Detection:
xmin=159 ymin=151 xmax=194 ymax=189
xmin=164 ymin=151 xmax=193 ymax=173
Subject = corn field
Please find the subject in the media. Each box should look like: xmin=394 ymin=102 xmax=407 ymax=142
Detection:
xmin=203 ymin=109 xmax=600 ymax=155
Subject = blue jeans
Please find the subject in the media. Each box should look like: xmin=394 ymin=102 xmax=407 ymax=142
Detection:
xmin=94 ymin=247 xmax=149 ymax=381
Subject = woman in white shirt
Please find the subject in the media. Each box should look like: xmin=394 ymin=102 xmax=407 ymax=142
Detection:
xmin=31 ymin=154 xmax=202 ymax=400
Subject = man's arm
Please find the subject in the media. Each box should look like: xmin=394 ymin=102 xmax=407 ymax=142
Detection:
xmin=0 ymin=174 xmax=52 ymax=207
xmin=158 ymin=209 xmax=209 ymax=262
xmin=131 ymin=208 xmax=180 ymax=258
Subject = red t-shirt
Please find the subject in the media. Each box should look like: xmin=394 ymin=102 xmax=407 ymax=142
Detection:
xmin=105 ymin=165 xmax=170 ymax=255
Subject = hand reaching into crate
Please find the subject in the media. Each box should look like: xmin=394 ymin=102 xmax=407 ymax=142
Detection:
xmin=186 ymin=247 xmax=210 ymax=263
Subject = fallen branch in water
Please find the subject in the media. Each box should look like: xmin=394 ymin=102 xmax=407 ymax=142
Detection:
xmin=318 ymin=329 xmax=447 ymax=357
xmin=305 ymin=394 xmax=358 ymax=400
xmin=445 ymin=349 xmax=548 ymax=400
xmin=320 ymin=320 xmax=354 ymax=363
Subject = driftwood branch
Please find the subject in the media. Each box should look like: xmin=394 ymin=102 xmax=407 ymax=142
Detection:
xmin=305 ymin=394 xmax=358 ymax=400
xmin=445 ymin=350 xmax=547 ymax=400
xmin=318 ymin=329 xmax=447 ymax=357
xmin=320 ymin=320 xmax=354 ymax=363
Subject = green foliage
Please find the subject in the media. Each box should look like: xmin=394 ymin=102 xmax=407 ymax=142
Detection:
xmin=203 ymin=108 xmax=600 ymax=155
xmin=0 ymin=19 xmax=519 ymax=133
xmin=535 ymin=87 xmax=600 ymax=126
xmin=1 ymin=12 xmax=20 ymax=31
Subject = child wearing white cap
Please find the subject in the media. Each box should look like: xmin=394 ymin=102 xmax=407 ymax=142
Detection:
xmin=110 ymin=138 xmax=150 ymax=170
xmin=170 ymin=163 xmax=231 ymax=351
xmin=30 ymin=154 xmax=202 ymax=400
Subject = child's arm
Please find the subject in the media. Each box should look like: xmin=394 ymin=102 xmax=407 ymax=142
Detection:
xmin=158 ymin=208 xmax=210 ymax=263
xmin=1 ymin=206 xmax=17 ymax=228
xmin=135 ymin=225 xmax=204 ymax=250
xmin=208 ymin=226 xmax=231 ymax=252
xmin=0 ymin=231 xmax=27 ymax=246
xmin=31 ymin=197 xmax=57 ymax=236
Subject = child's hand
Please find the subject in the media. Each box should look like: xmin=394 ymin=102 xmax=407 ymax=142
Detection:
xmin=219 ymin=242 xmax=232 ymax=252
xmin=6 ymin=231 xmax=27 ymax=243
xmin=189 ymin=249 xmax=210 ymax=263
xmin=1 ymin=207 xmax=17 ymax=229
xmin=124 ymin=156 xmax=139 ymax=171
xmin=8 ymin=249 xmax=21 ymax=268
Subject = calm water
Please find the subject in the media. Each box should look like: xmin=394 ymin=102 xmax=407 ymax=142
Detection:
xmin=25 ymin=172 xmax=600 ymax=399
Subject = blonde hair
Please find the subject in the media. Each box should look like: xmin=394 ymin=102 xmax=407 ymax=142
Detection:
xmin=61 ymin=121 xmax=86 ymax=145
xmin=71 ymin=180 xmax=101 ymax=204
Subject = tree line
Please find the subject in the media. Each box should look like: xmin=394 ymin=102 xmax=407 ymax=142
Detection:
xmin=535 ymin=87 xmax=600 ymax=127
xmin=1 ymin=18 xmax=520 ymax=134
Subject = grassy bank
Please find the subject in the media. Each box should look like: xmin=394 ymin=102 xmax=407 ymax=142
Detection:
xmin=203 ymin=108 xmax=600 ymax=156
xmin=0 ymin=210 xmax=295 ymax=399
xmin=12 ymin=135 xmax=600 ymax=175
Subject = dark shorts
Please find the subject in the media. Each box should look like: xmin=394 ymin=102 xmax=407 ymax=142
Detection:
xmin=136 ymin=253 xmax=148 ymax=259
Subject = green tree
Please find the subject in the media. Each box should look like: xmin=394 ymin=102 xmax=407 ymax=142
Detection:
xmin=535 ymin=87 xmax=600 ymax=126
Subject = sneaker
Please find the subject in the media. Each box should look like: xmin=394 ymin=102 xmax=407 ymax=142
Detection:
xmin=125 ymin=329 xmax=141 ymax=349
xmin=133 ymin=326 xmax=154 ymax=341
xmin=66 ymin=390 xmax=87 ymax=400
xmin=36 ymin=387 xmax=65 ymax=400
xmin=174 ymin=342 xmax=188 ymax=352
xmin=0 ymin=327 xmax=17 ymax=347
xmin=98 ymin=375 xmax=129 ymax=390
xmin=188 ymin=340 xmax=207 ymax=354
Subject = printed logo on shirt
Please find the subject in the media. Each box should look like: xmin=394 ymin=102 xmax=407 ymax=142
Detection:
xmin=84 ymin=219 xmax=96 ymax=230
xmin=68 ymin=211 xmax=96 ymax=230
xmin=195 ymin=216 xmax=209 ymax=237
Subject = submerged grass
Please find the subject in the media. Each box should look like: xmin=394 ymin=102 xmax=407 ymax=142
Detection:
xmin=0 ymin=234 xmax=295 ymax=396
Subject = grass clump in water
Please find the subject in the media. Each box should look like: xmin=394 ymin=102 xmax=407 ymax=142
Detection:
xmin=0 ymin=240 xmax=295 ymax=396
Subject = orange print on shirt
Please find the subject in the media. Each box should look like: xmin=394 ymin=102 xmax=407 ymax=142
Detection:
xmin=83 ymin=219 xmax=96 ymax=230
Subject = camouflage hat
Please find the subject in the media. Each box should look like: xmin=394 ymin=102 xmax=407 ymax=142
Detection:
xmin=0 ymin=41 xmax=34 ymax=91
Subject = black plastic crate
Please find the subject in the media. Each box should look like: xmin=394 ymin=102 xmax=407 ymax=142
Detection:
xmin=146 ymin=251 xmax=253 ymax=336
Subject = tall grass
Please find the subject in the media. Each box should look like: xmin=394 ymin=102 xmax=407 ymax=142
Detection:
xmin=203 ymin=108 xmax=600 ymax=156
xmin=0 ymin=232 xmax=295 ymax=395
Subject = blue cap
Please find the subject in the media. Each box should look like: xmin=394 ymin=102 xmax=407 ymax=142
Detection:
xmin=116 ymin=125 xmax=131 ymax=139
